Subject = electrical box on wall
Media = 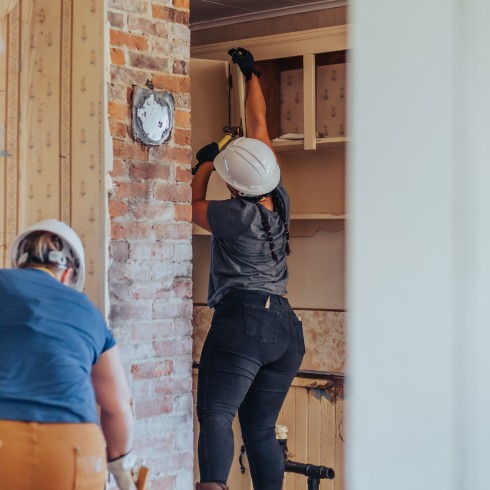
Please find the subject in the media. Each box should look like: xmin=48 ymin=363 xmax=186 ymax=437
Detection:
xmin=132 ymin=87 xmax=174 ymax=145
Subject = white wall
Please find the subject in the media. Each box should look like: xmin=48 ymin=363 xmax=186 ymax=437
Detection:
xmin=348 ymin=1 xmax=490 ymax=489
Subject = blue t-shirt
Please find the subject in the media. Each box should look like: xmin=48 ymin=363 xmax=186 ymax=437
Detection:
xmin=0 ymin=269 xmax=116 ymax=423
xmin=206 ymin=184 xmax=290 ymax=307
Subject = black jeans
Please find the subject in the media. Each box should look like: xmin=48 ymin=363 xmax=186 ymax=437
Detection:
xmin=196 ymin=290 xmax=305 ymax=489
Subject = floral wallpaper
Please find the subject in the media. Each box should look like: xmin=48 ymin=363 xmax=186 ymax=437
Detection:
xmin=192 ymin=305 xmax=346 ymax=374
xmin=280 ymin=68 xmax=304 ymax=135
xmin=280 ymin=63 xmax=347 ymax=138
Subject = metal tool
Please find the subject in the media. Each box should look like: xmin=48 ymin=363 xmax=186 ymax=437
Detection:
xmin=277 ymin=425 xmax=335 ymax=490
xmin=238 ymin=424 xmax=335 ymax=489
xmin=217 ymin=122 xmax=243 ymax=151
xmin=191 ymin=122 xmax=243 ymax=175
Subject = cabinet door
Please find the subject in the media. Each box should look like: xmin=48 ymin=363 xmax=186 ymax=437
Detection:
xmin=190 ymin=58 xmax=244 ymax=203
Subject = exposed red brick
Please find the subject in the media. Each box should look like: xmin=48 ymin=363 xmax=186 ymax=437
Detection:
xmin=110 ymin=261 xmax=153 ymax=282
xmin=173 ymin=92 xmax=190 ymax=110
xmin=174 ymin=128 xmax=191 ymax=146
xmin=110 ymin=47 xmax=126 ymax=66
xmin=173 ymin=0 xmax=189 ymax=9
xmin=109 ymin=100 xmax=129 ymax=121
xmin=172 ymin=243 xmax=192 ymax=262
xmin=172 ymin=59 xmax=188 ymax=75
xmin=132 ymin=286 xmax=172 ymax=304
xmin=148 ymin=476 xmax=176 ymax=490
xmin=129 ymin=14 xmax=169 ymax=38
xmin=174 ymin=318 xmax=192 ymax=336
xmin=130 ymin=360 xmax=174 ymax=380
xmin=151 ymin=452 xmax=193 ymax=473
xmin=151 ymin=5 xmax=189 ymax=25
xmin=175 ymin=204 xmax=191 ymax=222
xmin=174 ymin=10 xmax=189 ymax=25
xmin=110 ymin=158 xmax=128 ymax=178
xmin=110 ymin=65 xmax=148 ymax=86
xmin=154 ymin=183 xmax=191 ymax=202
xmin=109 ymin=282 xmax=131 ymax=302
xmin=131 ymin=320 xmax=174 ymax=340
xmin=150 ymin=145 xmax=192 ymax=164
xmin=175 ymin=110 xmax=191 ymax=129
xmin=152 ymin=300 xmax=192 ymax=319
xmin=135 ymin=397 xmax=173 ymax=419
xmin=114 ymin=181 xmax=150 ymax=200
xmin=110 ymin=29 xmax=148 ymax=51
xmin=132 ymin=202 xmax=173 ymax=220
xmin=109 ymin=200 xmax=129 ymax=218
xmin=129 ymin=162 xmax=171 ymax=180
xmin=109 ymin=83 xmax=128 ymax=102
xmin=152 ymin=74 xmax=190 ymax=93
xmin=108 ymin=10 xmax=125 ymax=28
xmin=107 ymin=2 xmax=193 ymax=484
xmin=113 ymin=139 xmax=149 ymax=161
xmin=153 ymin=339 xmax=191 ymax=357
xmin=110 ymin=302 xmax=153 ymax=321
xmin=111 ymin=221 xmax=153 ymax=240
xmin=173 ymin=357 xmax=192 ymax=376
xmin=129 ymin=52 xmax=169 ymax=72
xmin=109 ymin=241 xmax=130 ymax=261
xmin=153 ymin=223 xmax=191 ymax=241
xmin=108 ymin=1 xmax=148 ymax=14
xmin=152 ymin=4 xmax=170 ymax=20
xmin=154 ymin=377 xmax=191 ymax=395
xmin=129 ymin=242 xmax=174 ymax=261
xmin=172 ymin=279 xmax=192 ymax=298
xmin=110 ymin=120 xmax=129 ymax=140
xmin=175 ymin=166 xmax=191 ymax=183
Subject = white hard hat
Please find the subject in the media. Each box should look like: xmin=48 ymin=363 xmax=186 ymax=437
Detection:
xmin=213 ymin=137 xmax=280 ymax=196
xmin=11 ymin=219 xmax=86 ymax=291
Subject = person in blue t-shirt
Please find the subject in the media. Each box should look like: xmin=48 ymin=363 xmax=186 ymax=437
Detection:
xmin=0 ymin=219 xmax=139 ymax=490
xmin=191 ymin=48 xmax=305 ymax=490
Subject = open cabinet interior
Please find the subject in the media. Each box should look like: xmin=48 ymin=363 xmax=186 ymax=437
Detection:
xmin=191 ymin=30 xmax=348 ymax=310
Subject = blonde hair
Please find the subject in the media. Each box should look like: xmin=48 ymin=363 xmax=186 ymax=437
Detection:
xmin=17 ymin=231 xmax=75 ymax=274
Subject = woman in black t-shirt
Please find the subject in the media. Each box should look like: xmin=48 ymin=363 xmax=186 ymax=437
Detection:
xmin=192 ymin=48 xmax=306 ymax=490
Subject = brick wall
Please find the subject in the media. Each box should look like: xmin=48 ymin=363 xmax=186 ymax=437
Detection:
xmin=106 ymin=1 xmax=193 ymax=488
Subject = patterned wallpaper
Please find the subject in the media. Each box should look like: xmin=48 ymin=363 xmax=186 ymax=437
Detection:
xmin=280 ymin=63 xmax=347 ymax=138
xmin=0 ymin=0 xmax=105 ymax=306
xmin=193 ymin=305 xmax=346 ymax=374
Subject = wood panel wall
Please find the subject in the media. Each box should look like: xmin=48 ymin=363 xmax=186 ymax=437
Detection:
xmin=0 ymin=0 xmax=105 ymax=306
xmin=193 ymin=371 xmax=345 ymax=490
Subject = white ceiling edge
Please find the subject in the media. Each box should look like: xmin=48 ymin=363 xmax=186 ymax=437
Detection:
xmin=190 ymin=0 xmax=348 ymax=31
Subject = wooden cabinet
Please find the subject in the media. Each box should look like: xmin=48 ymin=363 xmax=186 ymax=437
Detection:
xmin=191 ymin=25 xmax=348 ymax=310
xmin=191 ymin=26 xmax=348 ymax=238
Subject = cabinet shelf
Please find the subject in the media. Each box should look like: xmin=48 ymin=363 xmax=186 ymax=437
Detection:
xmin=291 ymin=213 xmax=346 ymax=220
xmin=272 ymin=136 xmax=348 ymax=152
xmin=193 ymin=214 xmax=347 ymax=237
xmin=290 ymin=213 xmax=346 ymax=236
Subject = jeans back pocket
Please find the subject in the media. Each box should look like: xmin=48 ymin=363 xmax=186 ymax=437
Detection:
xmin=293 ymin=316 xmax=306 ymax=355
xmin=244 ymin=303 xmax=281 ymax=343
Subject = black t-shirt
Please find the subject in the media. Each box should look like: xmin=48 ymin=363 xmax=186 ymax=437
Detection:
xmin=206 ymin=184 xmax=290 ymax=307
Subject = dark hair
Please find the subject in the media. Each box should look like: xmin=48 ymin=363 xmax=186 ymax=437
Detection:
xmin=17 ymin=231 xmax=76 ymax=274
xmin=242 ymin=188 xmax=291 ymax=263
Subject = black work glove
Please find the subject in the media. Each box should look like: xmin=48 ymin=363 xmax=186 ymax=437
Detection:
xmin=228 ymin=47 xmax=261 ymax=82
xmin=192 ymin=142 xmax=219 ymax=175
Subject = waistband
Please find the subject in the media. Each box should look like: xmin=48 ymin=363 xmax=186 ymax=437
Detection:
xmin=220 ymin=289 xmax=291 ymax=308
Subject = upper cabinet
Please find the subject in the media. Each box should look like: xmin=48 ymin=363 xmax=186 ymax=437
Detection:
xmin=256 ymin=50 xmax=348 ymax=153
xmin=191 ymin=25 xmax=349 ymax=237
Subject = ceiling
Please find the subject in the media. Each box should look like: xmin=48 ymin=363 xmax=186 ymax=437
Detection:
xmin=190 ymin=0 xmax=346 ymax=30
